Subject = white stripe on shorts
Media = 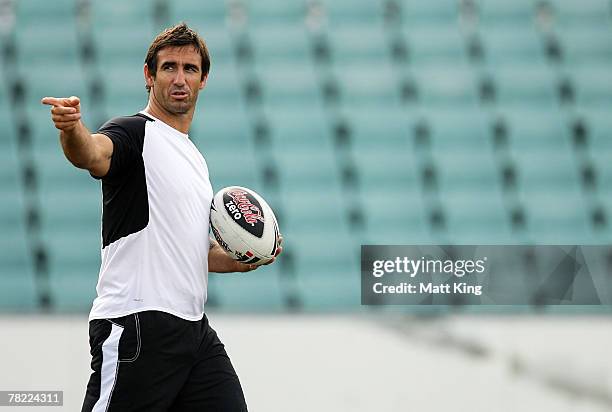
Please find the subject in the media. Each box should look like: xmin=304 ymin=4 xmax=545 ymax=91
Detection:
xmin=93 ymin=323 xmax=124 ymax=412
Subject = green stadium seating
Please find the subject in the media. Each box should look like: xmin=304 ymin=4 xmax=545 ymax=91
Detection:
xmin=274 ymin=150 xmax=342 ymax=193
xmin=250 ymin=24 xmax=311 ymax=64
xmin=193 ymin=24 xmax=233 ymax=65
xmin=400 ymin=0 xmax=460 ymax=23
xmin=205 ymin=149 xmax=260 ymax=192
xmin=328 ymin=25 xmax=389 ymax=65
xmin=575 ymin=108 xmax=612 ymax=152
xmin=14 ymin=0 xmax=76 ymax=24
xmin=520 ymin=192 xmax=591 ymax=241
xmin=343 ymin=106 xmax=412 ymax=153
xmin=501 ymin=107 xmax=571 ymax=151
xmin=402 ymin=24 xmax=467 ymax=65
xmin=443 ymin=190 xmax=513 ymax=243
xmin=492 ymin=62 xmax=559 ymax=104
xmin=475 ymin=0 xmax=536 ymax=25
xmin=265 ymin=105 xmax=332 ymax=151
xmin=3 ymin=0 xmax=612 ymax=313
xmin=434 ymin=151 xmax=501 ymax=193
xmin=571 ymin=65 xmax=612 ymax=105
xmin=191 ymin=106 xmax=252 ymax=153
xmin=512 ymin=151 xmax=582 ymax=193
xmin=14 ymin=22 xmax=79 ymax=67
xmin=257 ymin=63 xmax=322 ymax=107
xmin=207 ymin=267 xmax=286 ymax=311
xmin=320 ymin=0 xmax=384 ymax=25
xmin=410 ymin=64 xmax=479 ymax=106
xmin=334 ymin=62 xmax=402 ymax=107
xmin=481 ymin=26 xmax=546 ymax=65
xmin=91 ymin=0 xmax=156 ymax=27
xmin=549 ymin=0 xmax=612 ymax=26
xmin=244 ymin=0 xmax=306 ymax=24
xmin=168 ymin=0 xmax=228 ymax=27
xmin=422 ymin=107 xmax=490 ymax=151
xmin=558 ymin=26 xmax=612 ymax=64
xmin=200 ymin=61 xmax=243 ymax=107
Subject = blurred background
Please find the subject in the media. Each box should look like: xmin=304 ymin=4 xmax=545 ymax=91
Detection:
xmin=0 ymin=0 xmax=611 ymax=410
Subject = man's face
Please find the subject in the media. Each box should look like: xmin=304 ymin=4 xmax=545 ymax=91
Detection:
xmin=146 ymin=45 xmax=207 ymax=115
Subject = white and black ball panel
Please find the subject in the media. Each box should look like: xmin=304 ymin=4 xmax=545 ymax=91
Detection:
xmin=210 ymin=186 xmax=280 ymax=266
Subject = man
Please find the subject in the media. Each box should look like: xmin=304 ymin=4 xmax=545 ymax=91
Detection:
xmin=42 ymin=23 xmax=280 ymax=411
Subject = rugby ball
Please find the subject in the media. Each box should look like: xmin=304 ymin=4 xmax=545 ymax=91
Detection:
xmin=210 ymin=186 xmax=280 ymax=266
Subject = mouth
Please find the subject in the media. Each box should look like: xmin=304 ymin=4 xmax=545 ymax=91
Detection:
xmin=170 ymin=90 xmax=189 ymax=100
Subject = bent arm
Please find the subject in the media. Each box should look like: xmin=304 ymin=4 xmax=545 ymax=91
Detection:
xmin=42 ymin=96 xmax=113 ymax=178
xmin=60 ymin=125 xmax=113 ymax=177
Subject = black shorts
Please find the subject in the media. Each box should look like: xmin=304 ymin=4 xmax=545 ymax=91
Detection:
xmin=81 ymin=311 xmax=247 ymax=412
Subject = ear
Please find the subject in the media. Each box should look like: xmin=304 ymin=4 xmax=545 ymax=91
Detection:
xmin=199 ymin=74 xmax=208 ymax=90
xmin=144 ymin=64 xmax=154 ymax=89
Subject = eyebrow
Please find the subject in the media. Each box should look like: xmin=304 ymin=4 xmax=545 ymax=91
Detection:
xmin=160 ymin=61 xmax=200 ymax=70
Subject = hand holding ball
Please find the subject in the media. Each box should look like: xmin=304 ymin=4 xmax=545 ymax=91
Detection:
xmin=210 ymin=187 xmax=281 ymax=266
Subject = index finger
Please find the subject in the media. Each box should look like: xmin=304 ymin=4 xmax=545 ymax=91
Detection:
xmin=41 ymin=96 xmax=79 ymax=107
xmin=41 ymin=97 xmax=62 ymax=106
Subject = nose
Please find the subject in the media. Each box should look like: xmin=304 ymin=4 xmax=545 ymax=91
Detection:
xmin=173 ymin=68 xmax=186 ymax=87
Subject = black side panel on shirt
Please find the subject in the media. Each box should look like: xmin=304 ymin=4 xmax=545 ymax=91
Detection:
xmin=93 ymin=113 xmax=153 ymax=248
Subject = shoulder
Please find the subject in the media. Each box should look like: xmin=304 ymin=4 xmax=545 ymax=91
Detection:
xmin=99 ymin=113 xmax=155 ymax=136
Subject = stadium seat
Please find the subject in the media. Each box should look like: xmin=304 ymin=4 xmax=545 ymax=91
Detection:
xmin=14 ymin=21 xmax=79 ymax=67
xmin=48 ymin=267 xmax=98 ymax=312
xmin=571 ymin=65 xmax=612 ymax=105
xmin=169 ymin=0 xmax=228 ymax=26
xmin=91 ymin=0 xmax=156 ymax=27
xmin=549 ymin=0 xmax=612 ymax=26
xmin=200 ymin=61 xmax=244 ymax=107
xmin=291 ymin=231 xmax=361 ymax=309
xmin=575 ymin=107 xmax=612 ymax=153
xmin=513 ymin=150 xmax=582 ymax=194
xmin=592 ymin=151 xmax=612 ymax=196
xmin=421 ymin=107 xmax=490 ymax=151
xmin=520 ymin=192 xmax=591 ymax=242
xmin=14 ymin=0 xmax=76 ymax=22
xmin=400 ymin=0 xmax=460 ymax=23
xmin=410 ymin=64 xmax=480 ymax=106
xmin=250 ymin=24 xmax=311 ymax=64
xmin=265 ymin=105 xmax=332 ymax=152
xmin=434 ymin=151 xmax=501 ymax=193
xmin=192 ymin=24 xmax=234 ymax=65
xmin=558 ymin=25 xmax=612 ymax=64
xmin=333 ymin=62 xmax=402 ymax=107
xmin=328 ymin=25 xmax=390 ymax=65
xmin=0 ymin=231 xmax=37 ymax=311
xmin=501 ymin=107 xmax=571 ymax=151
xmin=24 ymin=63 xmax=88 ymax=112
xmin=443 ymin=190 xmax=513 ymax=243
xmin=205 ymin=148 xmax=260 ymax=192
xmin=256 ymin=63 xmax=322 ymax=107
xmin=353 ymin=151 xmax=419 ymax=193
xmin=481 ymin=26 xmax=546 ymax=65
xmin=191 ymin=105 xmax=252 ymax=154
xmin=342 ymin=105 xmax=412 ymax=154
xmin=361 ymin=187 xmax=429 ymax=244
xmin=244 ymin=0 xmax=306 ymax=24
xmin=492 ymin=62 xmax=559 ymax=104
xmin=274 ymin=149 xmax=342 ymax=195
xmin=476 ymin=0 xmax=536 ymax=25
xmin=93 ymin=25 xmax=155 ymax=71
xmin=208 ymin=267 xmax=286 ymax=311
xmin=320 ymin=0 xmax=384 ymax=25
xmin=402 ymin=24 xmax=468 ymax=65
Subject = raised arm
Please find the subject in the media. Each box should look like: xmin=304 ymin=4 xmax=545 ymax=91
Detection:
xmin=41 ymin=96 xmax=113 ymax=178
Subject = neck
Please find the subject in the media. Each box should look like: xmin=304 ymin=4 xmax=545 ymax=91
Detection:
xmin=144 ymin=95 xmax=193 ymax=134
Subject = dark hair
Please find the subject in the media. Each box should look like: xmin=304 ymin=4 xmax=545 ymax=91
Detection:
xmin=145 ymin=23 xmax=211 ymax=91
